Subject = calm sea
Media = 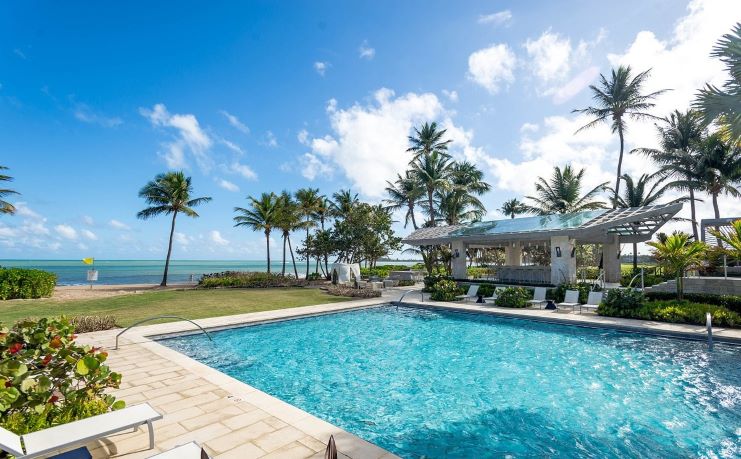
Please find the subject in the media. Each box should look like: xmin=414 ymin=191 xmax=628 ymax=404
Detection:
xmin=0 ymin=260 xmax=416 ymax=286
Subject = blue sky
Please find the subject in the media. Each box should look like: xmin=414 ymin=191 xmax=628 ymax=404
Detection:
xmin=1 ymin=0 xmax=739 ymax=260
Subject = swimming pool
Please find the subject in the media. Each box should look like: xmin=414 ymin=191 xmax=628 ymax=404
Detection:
xmin=160 ymin=305 xmax=741 ymax=458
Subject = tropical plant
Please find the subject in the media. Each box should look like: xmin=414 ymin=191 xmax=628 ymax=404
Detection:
xmin=137 ymin=172 xmax=211 ymax=286
xmin=406 ymin=122 xmax=452 ymax=163
xmin=429 ymin=279 xmax=463 ymax=301
xmin=330 ymin=189 xmax=359 ymax=219
xmin=436 ymin=161 xmax=491 ymax=225
xmin=694 ymin=23 xmax=741 ymax=141
xmin=709 ymin=219 xmax=741 ymax=261
xmin=0 ymin=166 xmax=19 ymax=215
xmin=0 ymin=268 xmax=56 ymax=300
xmin=276 ymin=191 xmax=301 ymax=277
xmin=500 ymin=198 xmax=528 ymax=219
xmin=234 ymin=192 xmax=279 ymax=273
xmin=573 ymin=65 xmax=667 ymax=206
xmin=695 ymin=132 xmax=741 ymax=219
xmin=411 ymin=150 xmax=453 ymax=226
xmin=495 ymin=287 xmax=531 ymax=308
xmin=384 ymin=172 xmax=424 ymax=229
xmin=635 ymin=110 xmax=706 ymax=239
xmin=295 ymin=187 xmax=322 ymax=278
xmin=526 ymin=165 xmax=608 ymax=215
xmin=647 ymin=233 xmax=707 ymax=300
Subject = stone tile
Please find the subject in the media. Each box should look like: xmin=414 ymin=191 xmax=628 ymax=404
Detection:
xmin=158 ymin=423 xmax=231 ymax=451
xmin=222 ymin=408 xmax=271 ymax=430
xmin=253 ymin=426 xmax=306 ymax=453
xmin=206 ymin=421 xmax=275 ymax=453
xmin=214 ymin=442 xmax=266 ymax=459
xmin=260 ymin=442 xmax=315 ymax=459
xmin=298 ymin=435 xmax=329 ymax=453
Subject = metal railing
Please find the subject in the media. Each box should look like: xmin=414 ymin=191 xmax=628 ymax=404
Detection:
xmin=395 ymin=289 xmax=424 ymax=308
xmin=114 ymin=316 xmax=213 ymax=350
xmin=706 ymin=312 xmax=713 ymax=350
xmin=626 ymin=268 xmax=645 ymax=291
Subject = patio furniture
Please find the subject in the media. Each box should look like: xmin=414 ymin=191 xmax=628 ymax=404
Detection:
xmin=483 ymin=288 xmax=498 ymax=304
xmin=150 ymin=442 xmax=207 ymax=458
xmin=0 ymin=403 xmax=162 ymax=459
xmin=579 ymin=291 xmax=604 ymax=314
xmin=456 ymin=284 xmax=479 ymax=302
xmin=557 ymin=290 xmax=580 ymax=312
xmin=527 ymin=287 xmax=547 ymax=308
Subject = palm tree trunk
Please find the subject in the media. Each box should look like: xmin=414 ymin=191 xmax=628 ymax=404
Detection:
xmin=161 ymin=211 xmax=178 ymax=286
xmin=712 ymin=192 xmax=720 ymax=219
xmin=265 ymin=231 xmax=271 ymax=273
xmin=689 ymin=188 xmax=699 ymax=240
xmin=428 ymin=189 xmax=435 ymax=226
xmin=288 ymin=235 xmax=299 ymax=278
xmin=281 ymin=234 xmax=287 ymax=275
xmin=409 ymin=202 xmax=418 ymax=230
xmin=613 ymin=124 xmax=625 ymax=209
xmin=305 ymin=227 xmax=310 ymax=279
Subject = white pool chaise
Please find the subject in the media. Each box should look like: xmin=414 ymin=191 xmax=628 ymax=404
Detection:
xmin=0 ymin=403 xmax=162 ymax=459
xmin=151 ymin=441 xmax=205 ymax=458
xmin=557 ymin=289 xmax=580 ymax=311
xmin=527 ymin=287 xmax=548 ymax=308
xmin=456 ymin=284 xmax=480 ymax=302
xmin=579 ymin=291 xmax=604 ymax=314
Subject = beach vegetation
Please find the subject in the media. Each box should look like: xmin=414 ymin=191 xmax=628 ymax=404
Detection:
xmin=494 ymin=287 xmax=531 ymax=308
xmin=647 ymin=233 xmax=707 ymax=300
xmin=198 ymin=271 xmax=306 ymax=288
xmin=234 ymin=192 xmax=280 ymax=274
xmin=0 ymin=268 xmax=56 ymax=300
xmin=525 ymin=165 xmax=608 ymax=215
xmin=0 ymin=166 xmax=19 ymax=215
xmin=499 ymin=198 xmax=528 ymax=219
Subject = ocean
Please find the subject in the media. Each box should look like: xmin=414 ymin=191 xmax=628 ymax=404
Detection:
xmin=0 ymin=260 xmax=417 ymax=286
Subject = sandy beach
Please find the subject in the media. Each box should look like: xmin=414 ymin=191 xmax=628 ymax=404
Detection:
xmin=52 ymin=283 xmax=196 ymax=301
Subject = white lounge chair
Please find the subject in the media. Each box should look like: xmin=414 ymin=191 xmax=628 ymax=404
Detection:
xmin=456 ymin=284 xmax=479 ymax=302
xmin=527 ymin=287 xmax=547 ymax=308
xmin=151 ymin=441 xmax=206 ymax=458
xmin=557 ymin=290 xmax=580 ymax=312
xmin=483 ymin=289 xmax=498 ymax=304
xmin=579 ymin=291 xmax=603 ymax=314
xmin=0 ymin=403 xmax=162 ymax=459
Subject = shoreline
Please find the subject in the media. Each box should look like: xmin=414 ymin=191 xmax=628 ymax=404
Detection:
xmin=49 ymin=283 xmax=197 ymax=301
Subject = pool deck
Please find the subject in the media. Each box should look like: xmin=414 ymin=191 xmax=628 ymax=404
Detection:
xmin=76 ymin=287 xmax=741 ymax=458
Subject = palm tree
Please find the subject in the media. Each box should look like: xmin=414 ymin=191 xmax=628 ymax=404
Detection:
xmin=312 ymin=196 xmax=331 ymax=276
xmin=276 ymin=191 xmax=301 ymax=277
xmin=608 ymin=173 xmax=683 ymax=270
xmin=500 ymin=198 xmax=528 ymax=219
xmin=411 ymin=151 xmax=453 ymax=226
xmin=295 ymin=187 xmax=321 ymax=278
xmin=0 ymin=166 xmax=19 ymax=215
xmin=696 ymin=132 xmax=741 ymax=219
xmin=574 ymin=65 xmax=668 ymax=206
xmin=694 ymin=23 xmax=741 ymax=141
xmin=436 ymin=161 xmax=491 ymax=225
xmin=648 ymin=233 xmax=707 ymax=300
xmin=137 ymin=171 xmax=212 ymax=286
xmin=635 ymin=110 xmax=706 ymax=239
xmin=330 ymin=189 xmax=359 ymax=219
xmin=234 ymin=192 xmax=279 ymax=273
xmin=526 ymin=165 xmax=608 ymax=215
xmin=710 ymin=219 xmax=741 ymax=261
xmin=406 ymin=122 xmax=452 ymax=163
xmin=384 ymin=172 xmax=424 ymax=230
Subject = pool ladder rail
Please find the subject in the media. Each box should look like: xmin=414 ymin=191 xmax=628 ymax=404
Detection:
xmin=706 ymin=312 xmax=713 ymax=350
xmin=114 ymin=315 xmax=213 ymax=350
xmin=395 ymin=289 xmax=425 ymax=308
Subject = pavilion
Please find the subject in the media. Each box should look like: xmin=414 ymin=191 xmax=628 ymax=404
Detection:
xmin=402 ymin=203 xmax=682 ymax=285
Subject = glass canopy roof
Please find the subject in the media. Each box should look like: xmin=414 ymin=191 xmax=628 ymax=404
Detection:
xmin=449 ymin=209 xmax=608 ymax=237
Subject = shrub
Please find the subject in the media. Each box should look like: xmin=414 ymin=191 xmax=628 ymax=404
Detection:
xmin=0 ymin=268 xmax=56 ymax=300
xmin=423 ymin=274 xmax=453 ymax=293
xmin=198 ymin=271 xmax=306 ymax=289
xmin=360 ymin=265 xmax=412 ymax=279
xmin=306 ymin=272 xmax=323 ymax=281
xmin=324 ymin=285 xmax=381 ymax=298
xmin=467 ymin=267 xmax=489 ymax=278
xmin=0 ymin=317 xmax=124 ymax=434
xmin=430 ymin=280 xmax=463 ymax=302
xmin=70 ymin=315 xmax=118 ymax=333
xmin=397 ymin=279 xmax=416 ymax=287
xmin=644 ymin=292 xmax=741 ymax=313
xmin=495 ymin=287 xmax=530 ymax=308
xmin=598 ymin=289 xmax=645 ymax=316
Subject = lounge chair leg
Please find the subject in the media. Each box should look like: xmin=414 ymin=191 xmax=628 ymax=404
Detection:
xmin=146 ymin=420 xmax=155 ymax=450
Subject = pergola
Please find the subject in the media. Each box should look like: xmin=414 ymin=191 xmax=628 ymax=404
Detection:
xmin=402 ymin=203 xmax=682 ymax=285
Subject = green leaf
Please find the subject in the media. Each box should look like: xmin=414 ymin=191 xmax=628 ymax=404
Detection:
xmin=75 ymin=359 xmax=89 ymax=376
xmin=111 ymin=400 xmax=126 ymax=410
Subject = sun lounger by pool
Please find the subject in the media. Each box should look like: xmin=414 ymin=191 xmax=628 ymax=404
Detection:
xmin=527 ymin=287 xmax=547 ymax=308
xmin=0 ymin=403 xmax=162 ymax=459
xmin=557 ymin=290 xmax=580 ymax=311
xmin=579 ymin=291 xmax=603 ymax=314
xmin=456 ymin=284 xmax=479 ymax=302
xmin=151 ymin=441 xmax=207 ymax=458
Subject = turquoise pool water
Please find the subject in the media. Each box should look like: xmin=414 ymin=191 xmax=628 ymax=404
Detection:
xmin=161 ymin=306 xmax=741 ymax=458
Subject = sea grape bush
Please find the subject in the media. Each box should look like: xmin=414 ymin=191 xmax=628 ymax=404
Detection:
xmin=199 ymin=271 xmax=306 ymax=288
xmin=0 ymin=268 xmax=56 ymax=300
xmin=0 ymin=317 xmax=124 ymax=434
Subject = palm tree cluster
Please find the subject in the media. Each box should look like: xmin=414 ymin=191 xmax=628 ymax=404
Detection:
xmin=0 ymin=166 xmax=19 ymax=215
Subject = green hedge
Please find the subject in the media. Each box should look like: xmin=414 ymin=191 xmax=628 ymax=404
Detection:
xmin=429 ymin=280 xmax=463 ymax=301
xmin=0 ymin=268 xmax=56 ymax=300
xmin=198 ymin=271 xmax=306 ymax=288
xmin=644 ymin=291 xmax=741 ymax=313
xmin=495 ymin=287 xmax=531 ymax=308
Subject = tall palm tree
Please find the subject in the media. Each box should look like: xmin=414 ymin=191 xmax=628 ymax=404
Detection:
xmin=694 ymin=23 xmax=741 ymax=141
xmin=574 ymin=65 xmax=667 ymax=206
xmin=295 ymin=187 xmax=321 ymax=278
xmin=695 ymin=132 xmax=741 ymax=219
xmin=384 ymin=172 xmax=424 ymax=229
xmin=500 ymin=198 xmax=528 ymax=219
xmin=648 ymin=233 xmax=707 ymax=300
xmin=234 ymin=192 xmax=279 ymax=273
xmin=312 ymin=196 xmax=331 ymax=276
xmin=608 ymin=173 xmax=683 ymax=269
xmin=410 ymin=151 xmax=453 ymax=226
xmin=526 ymin=165 xmax=608 ymax=215
xmin=406 ymin=122 xmax=452 ymax=163
xmin=0 ymin=166 xmax=19 ymax=215
xmin=435 ymin=161 xmax=491 ymax=225
xmin=276 ymin=191 xmax=301 ymax=277
xmin=330 ymin=189 xmax=359 ymax=219
xmin=635 ymin=110 xmax=706 ymax=239
xmin=137 ymin=171 xmax=212 ymax=286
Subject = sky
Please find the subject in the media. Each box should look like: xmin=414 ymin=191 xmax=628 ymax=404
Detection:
xmin=1 ymin=0 xmax=740 ymax=260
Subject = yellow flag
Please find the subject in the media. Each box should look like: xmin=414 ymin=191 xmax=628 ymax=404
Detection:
xmin=82 ymin=258 xmax=94 ymax=265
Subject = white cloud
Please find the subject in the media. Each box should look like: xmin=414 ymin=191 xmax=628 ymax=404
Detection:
xmin=80 ymin=229 xmax=97 ymax=241
xmin=359 ymin=40 xmax=375 ymax=60
xmin=209 ymin=230 xmax=229 ymax=246
xmin=442 ymin=89 xmax=459 ymax=103
xmin=229 ymin=162 xmax=258 ymax=180
xmin=297 ymin=129 xmax=310 ymax=145
xmin=549 ymin=66 xmax=601 ymax=104
xmin=299 ymin=153 xmax=334 ymax=180
xmin=55 ymin=224 xmax=78 ymax=240
xmin=467 ymin=44 xmax=517 ymax=94
xmin=139 ymin=103 xmax=213 ymax=170
xmin=524 ymin=30 xmax=574 ymax=83
xmin=219 ymin=110 xmax=249 ymax=134
xmin=264 ymin=131 xmax=278 ymax=148
xmin=73 ymin=103 xmax=123 ymax=127
xmin=221 ymin=139 xmax=245 ymax=155
xmin=108 ymin=219 xmax=130 ymax=230
xmin=217 ymin=178 xmax=240 ymax=192
xmin=314 ymin=61 xmax=329 ymax=76
xmin=478 ymin=10 xmax=512 ymax=26
xmin=174 ymin=232 xmax=190 ymax=246
xmin=82 ymin=215 xmax=94 ymax=226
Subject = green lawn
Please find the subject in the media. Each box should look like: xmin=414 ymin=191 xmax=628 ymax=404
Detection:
xmin=0 ymin=288 xmax=352 ymax=327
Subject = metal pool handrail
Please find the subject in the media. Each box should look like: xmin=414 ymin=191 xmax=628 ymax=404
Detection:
xmin=114 ymin=316 xmax=213 ymax=350
xmin=706 ymin=312 xmax=713 ymax=350
xmin=396 ymin=289 xmax=424 ymax=308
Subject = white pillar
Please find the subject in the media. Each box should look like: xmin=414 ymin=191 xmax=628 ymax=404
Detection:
xmin=603 ymin=235 xmax=622 ymax=283
xmin=451 ymin=240 xmax=468 ymax=279
xmin=550 ymin=236 xmax=576 ymax=285
xmin=504 ymin=242 xmax=522 ymax=266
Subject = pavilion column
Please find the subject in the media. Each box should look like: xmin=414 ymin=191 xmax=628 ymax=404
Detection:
xmin=504 ymin=242 xmax=522 ymax=266
xmin=451 ymin=240 xmax=468 ymax=279
xmin=550 ymin=236 xmax=576 ymax=285
xmin=603 ymin=234 xmax=622 ymax=283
